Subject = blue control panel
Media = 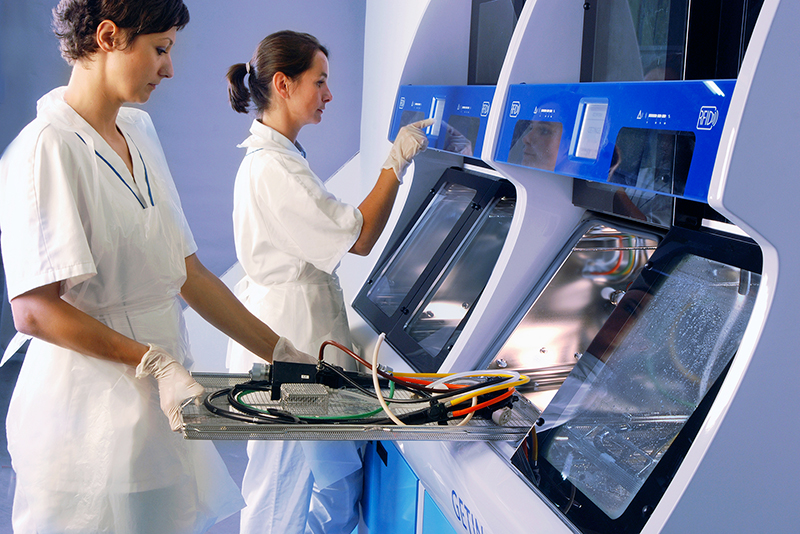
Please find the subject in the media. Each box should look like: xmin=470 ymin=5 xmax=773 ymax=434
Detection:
xmin=389 ymin=85 xmax=495 ymax=158
xmin=494 ymin=80 xmax=735 ymax=202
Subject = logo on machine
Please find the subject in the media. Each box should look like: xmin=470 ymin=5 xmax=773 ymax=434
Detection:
xmin=452 ymin=490 xmax=485 ymax=534
xmin=697 ymin=106 xmax=719 ymax=130
xmin=399 ymin=96 xmax=406 ymax=109
xmin=481 ymin=101 xmax=490 ymax=117
xmin=510 ymin=101 xmax=521 ymax=118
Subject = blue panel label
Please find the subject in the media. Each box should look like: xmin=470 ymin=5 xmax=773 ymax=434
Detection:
xmin=494 ymin=80 xmax=736 ymax=202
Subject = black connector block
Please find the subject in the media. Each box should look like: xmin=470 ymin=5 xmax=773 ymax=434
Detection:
xmin=315 ymin=364 xmax=391 ymax=390
xmin=270 ymin=361 xmax=318 ymax=400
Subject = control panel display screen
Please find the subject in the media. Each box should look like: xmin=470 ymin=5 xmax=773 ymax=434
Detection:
xmin=570 ymin=99 xmax=609 ymax=160
xmin=442 ymin=115 xmax=481 ymax=156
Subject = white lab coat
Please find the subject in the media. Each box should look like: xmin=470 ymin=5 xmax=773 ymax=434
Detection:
xmin=0 ymin=88 xmax=243 ymax=534
xmin=227 ymin=120 xmax=364 ymax=534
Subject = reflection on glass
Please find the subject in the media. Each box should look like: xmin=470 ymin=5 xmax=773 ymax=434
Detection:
xmin=442 ymin=115 xmax=480 ymax=156
xmin=508 ymin=120 xmax=564 ymax=170
xmin=590 ymin=0 xmax=686 ymax=82
xmin=492 ymin=224 xmax=658 ymax=408
xmin=405 ymin=197 xmax=515 ymax=356
xmin=399 ymin=109 xmax=426 ymax=128
xmin=631 ymin=0 xmax=684 ymax=80
xmin=538 ymin=254 xmax=759 ymax=519
xmin=607 ymin=127 xmax=695 ymax=226
xmin=366 ymin=183 xmax=476 ymax=316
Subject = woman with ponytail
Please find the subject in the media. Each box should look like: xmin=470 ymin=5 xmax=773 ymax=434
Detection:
xmin=225 ymin=30 xmax=432 ymax=534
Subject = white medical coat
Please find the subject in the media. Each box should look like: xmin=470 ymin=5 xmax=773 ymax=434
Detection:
xmin=0 ymin=88 xmax=243 ymax=533
xmin=227 ymin=121 xmax=364 ymax=534
xmin=228 ymin=120 xmax=363 ymax=371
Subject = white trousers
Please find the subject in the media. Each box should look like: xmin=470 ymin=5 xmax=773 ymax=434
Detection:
xmin=240 ymin=440 xmax=362 ymax=534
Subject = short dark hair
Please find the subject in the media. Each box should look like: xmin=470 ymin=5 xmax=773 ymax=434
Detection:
xmin=226 ymin=30 xmax=329 ymax=115
xmin=52 ymin=0 xmax=190 ymax=64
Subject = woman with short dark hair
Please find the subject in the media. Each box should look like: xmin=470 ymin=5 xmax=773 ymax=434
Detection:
xmin=0 ymin=2 xmax=310 ymax=532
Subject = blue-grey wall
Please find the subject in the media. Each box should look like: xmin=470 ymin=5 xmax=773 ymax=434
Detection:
xmin=0 ymin=0 xmax=366 ymax=350
xmin=146 ymin=0 xmax=366 ymax=275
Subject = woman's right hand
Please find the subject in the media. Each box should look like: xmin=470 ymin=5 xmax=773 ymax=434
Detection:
xmin=273 ymin=336 xmax=317 ymax=365
xmin=382 ymin=118 xmax=436 ymax=183
xmin=136 ymin=344 xmax=205 ymax=431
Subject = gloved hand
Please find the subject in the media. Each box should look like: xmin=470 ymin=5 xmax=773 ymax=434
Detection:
xmin=136 ymin=344 xmax=205 ymax=431
xmin=273 ymin=336 xmax=318 ymax=365
xmin=382 ymin=118 xmax=436 ymax=183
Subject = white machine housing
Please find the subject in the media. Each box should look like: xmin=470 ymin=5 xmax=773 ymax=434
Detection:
xmin=339 ymin=0 xmax=800 ymax=532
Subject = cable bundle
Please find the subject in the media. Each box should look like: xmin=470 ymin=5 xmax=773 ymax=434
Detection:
xmin=202 ymin=333 xmax=529 ymax=427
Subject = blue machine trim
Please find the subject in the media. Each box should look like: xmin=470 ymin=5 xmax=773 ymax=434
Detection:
xmin=422 ymin=491 xmax=458 ymax=534
xmin=362 ymin=441 xmax=419 ymax=534
xmin=494 ymin=80 xmax=736 ymax=202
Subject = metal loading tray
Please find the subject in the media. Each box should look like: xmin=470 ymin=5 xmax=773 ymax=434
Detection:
xmin=181 ymin=372 xmax=542 ymax=442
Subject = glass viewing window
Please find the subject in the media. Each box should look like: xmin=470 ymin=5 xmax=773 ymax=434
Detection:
xmin=354 ymin=168 xmax=516 ymax=372
xmin=515 ymin=226 xmax=762 ymax=533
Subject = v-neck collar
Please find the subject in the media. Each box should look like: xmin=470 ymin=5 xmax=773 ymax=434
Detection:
xmin=75 ymin=129 xmax=154 ymax=209
xmin=37 ymin=88 xmax=155 ymax=209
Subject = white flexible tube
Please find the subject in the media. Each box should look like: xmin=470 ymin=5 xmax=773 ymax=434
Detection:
xmin=428 ymin=369 xmax=522 ymax=389
xmin=455 ymin=397 xmax=477 ymax=426
xmin=371 ymin=337 xmax=501 ymax=427
xmin=372 ymin=333 xmax=405 ymax=426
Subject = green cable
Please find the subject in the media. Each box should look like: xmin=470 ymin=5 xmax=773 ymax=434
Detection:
xmin=234 ymin=380 xmax=396 ymax=421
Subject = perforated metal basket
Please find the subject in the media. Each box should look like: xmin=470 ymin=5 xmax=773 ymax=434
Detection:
xmin=181 ymin=372 xmax=541 ymax=442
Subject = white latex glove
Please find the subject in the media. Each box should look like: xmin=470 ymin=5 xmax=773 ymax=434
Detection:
xmin=136 ymin=344 xmax=205 ymax=431
xmin=273 ymin=336 xmax=318 ymax=365
xmin=382 ymin=118 xmax=436 ymax=183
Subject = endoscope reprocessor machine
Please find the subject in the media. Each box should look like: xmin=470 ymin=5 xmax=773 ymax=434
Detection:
xmin=182 ymin=1 xmax=800 ymax=532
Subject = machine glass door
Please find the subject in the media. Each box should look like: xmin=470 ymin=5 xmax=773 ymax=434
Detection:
xmin=403 ymin=196 xmax=515 ymax=364
xmin=353 ymin=169 xmax=516 ymax=371
xmin=585 ymin=0 xmax=688 ymax=82
xmin=584 ymin=0 xmax=764 ymax=82
xmin=365 ymin=181 xmax=476 ymax=318
xmin=518 ymin=226 xmax=762 ymax=533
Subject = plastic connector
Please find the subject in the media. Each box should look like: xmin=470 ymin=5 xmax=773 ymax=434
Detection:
xmin=250 ymin=362 xmax=270 ymax=381
xmin=491 ymin=406 xmax=513 ymax=426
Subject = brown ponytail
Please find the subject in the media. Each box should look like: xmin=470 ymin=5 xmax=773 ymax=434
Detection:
xmin=226 ymin=62 xmax=251 ymax=113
